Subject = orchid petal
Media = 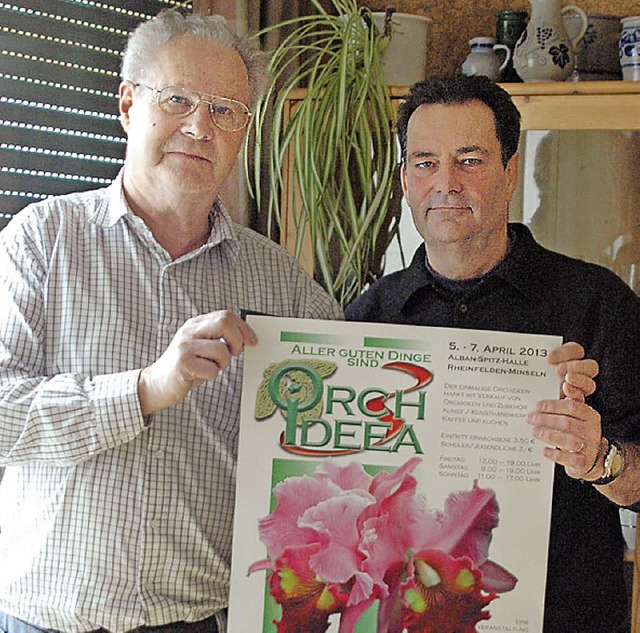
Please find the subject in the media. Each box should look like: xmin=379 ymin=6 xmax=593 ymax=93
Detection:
xmin=316 ymin=459 xmax=374 ymax=491
xmin=338 ymin=598 xmax=376 ymax=633
xmin=359 ymin=466 xmax=439 ymax=593
xmin=422 ymin=481 xmax=500 ymax=566
xmin=478 ymin=559 xmax=518 ymax=593
xmin=368 ymin=456 xmax=422 ymax=500
xmin=258 ymin=474 xmax=344 ymax=559
xmin=347 ymin=570 xmax=377 ymax=606
xmin=400 ymin=549 xmax=496 ymax=633
xmin=300 ymin=492 xmax=374 ymax=583
xmin=247 ymin=557 xmax=272 ymax=575
xmin=267 ymin=545 xmax=349 ymax=633
xmin=250 ymin=462 xmax=517 ymax=633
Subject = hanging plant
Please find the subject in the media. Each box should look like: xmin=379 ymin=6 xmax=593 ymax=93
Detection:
xmin=248 ymin=1 xmax=402 ymax=306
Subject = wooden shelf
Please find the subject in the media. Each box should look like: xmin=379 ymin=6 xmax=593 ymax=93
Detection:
xmin=286 ymin=81 xmax=640 ymax=131
xmin=388 ymin=80 xmax=640 ymax=97
xmin=501 ymin=81 xmax=640 ymax=131
xmin=403 ymin=81 xmax=640 ymax=130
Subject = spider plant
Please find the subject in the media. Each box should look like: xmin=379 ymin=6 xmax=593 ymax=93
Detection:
xmin=248 ymin=0 xmax=402 ymax=306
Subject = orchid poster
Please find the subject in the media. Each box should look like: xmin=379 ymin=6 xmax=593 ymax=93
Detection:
xmin=229 ymin=316 xmax=561 ymax=633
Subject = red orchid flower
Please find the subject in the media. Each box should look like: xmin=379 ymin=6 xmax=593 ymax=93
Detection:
xmin=249 ymin=459 xmax=517 ymax=633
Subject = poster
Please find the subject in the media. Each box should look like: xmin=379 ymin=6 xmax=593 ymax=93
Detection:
xmin=229 ymin=316 xmax=562 ymax=633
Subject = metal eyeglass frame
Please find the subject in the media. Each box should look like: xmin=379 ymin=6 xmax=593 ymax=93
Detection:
xmin=133 ymin=82 xmax=252 ymax=132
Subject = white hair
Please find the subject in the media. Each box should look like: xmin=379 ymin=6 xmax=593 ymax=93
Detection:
xmin=120 ymin=9 xmax=269 ymax=108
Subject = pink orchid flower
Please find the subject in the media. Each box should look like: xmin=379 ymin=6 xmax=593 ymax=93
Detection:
xmin=248 ymin=458 xmax=517 ymax=633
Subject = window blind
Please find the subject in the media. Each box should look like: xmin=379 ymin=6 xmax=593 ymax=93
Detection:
xmin=0 ymin=0 xmax=193 ymax=231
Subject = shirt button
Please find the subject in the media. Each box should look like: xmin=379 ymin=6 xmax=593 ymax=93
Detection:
xmin=155 ymin=450 xmax=164 ymax=459
xmin=459 ymin=303 xmax=468 ymax=313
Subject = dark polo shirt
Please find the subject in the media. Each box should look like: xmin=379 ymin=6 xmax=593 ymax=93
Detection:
xmin=346 ymin=222 xmax=640 ymax=632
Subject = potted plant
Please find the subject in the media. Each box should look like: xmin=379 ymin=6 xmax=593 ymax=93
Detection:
xmin=248 ymin=0 xmax=402 ymax=306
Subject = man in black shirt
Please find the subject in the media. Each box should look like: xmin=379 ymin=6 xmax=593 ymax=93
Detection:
xmin=346 ymin=75 xmax=640 ymax=632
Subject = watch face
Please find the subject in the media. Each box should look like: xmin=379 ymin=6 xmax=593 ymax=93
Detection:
xmin=610 ymin=449 xmax=624 ymax=477
xmin=589 ymin=440 xmax=624 ymax=486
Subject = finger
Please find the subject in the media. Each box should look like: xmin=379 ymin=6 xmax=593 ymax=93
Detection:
xmin=561 ymin=370 xmax=596 ymax=398
xmin=237 ymin=318 xmax=258 ymax=347
xmin=529 ymin=425 xmax=585 ymax=452
xmin=190 ymin=311 xmax=257 ymax=356
xmin=190 ymin=338 xmax=233 ymax=373
xmin=547 ymin=342 xmax=584 ymax=365
xmin=540 ymin=444 xmax=594 ymax=478
xmin=554 ymin=358 xmax=599 ymax=380
xmin=527 ymin=419 xmax=600 ymax=479
xmin=526 ymin=400 xmax=600 ymax=440
xmin=561 ymin=381 xmax=586 ymax=401
xmin=531 ymin=397 xmax=598 ymax=422
xmin=526 ymin=399 xmax=601 ymax=469
xmin=220 ymin=320 xmax=257 ymax=357
xmin=184 ymin=351 xmax=227 ymax=382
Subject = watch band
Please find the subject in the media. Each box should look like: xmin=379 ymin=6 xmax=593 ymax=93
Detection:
xmin=590 ymin=438 xmax=625 ymax=486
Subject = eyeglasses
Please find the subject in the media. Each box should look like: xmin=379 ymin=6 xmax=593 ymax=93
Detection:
xmin=134 ymin=83 xmax=252 ymax=132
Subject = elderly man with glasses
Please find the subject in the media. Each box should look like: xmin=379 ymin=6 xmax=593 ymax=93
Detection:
xmin=0 ymin=10 xmax=341 ymax=633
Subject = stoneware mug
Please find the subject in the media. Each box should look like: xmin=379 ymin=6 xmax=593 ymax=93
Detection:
xmin=620 ymin=18 xmax=640 ymax=80
xmin=621 ymin=43 xmax=640 ymax=80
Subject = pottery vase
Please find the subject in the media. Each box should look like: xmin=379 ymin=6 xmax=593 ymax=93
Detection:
xmin=621 ymin=17 xmax=640 ymax=82
xmin=513 ymin=0 xmax=588 ymax=81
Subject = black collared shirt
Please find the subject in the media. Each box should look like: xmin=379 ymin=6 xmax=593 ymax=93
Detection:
xmin=346 ymin=222 xmax=640 ymax=632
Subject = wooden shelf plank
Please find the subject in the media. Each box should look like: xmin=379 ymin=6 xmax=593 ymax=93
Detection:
xmin=389 ymin=80 xmax=640 ymax=98
xmin=511 ymin=93 xmax=640 ymax=130
xmin=393 ymin=82 xmax=640 ymax=130
xmin=287 ymin=82 xmax=640 ymax=131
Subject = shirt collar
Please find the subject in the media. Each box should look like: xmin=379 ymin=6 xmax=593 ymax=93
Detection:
xmin=89 ymin=169 xmax=128 ymax=228
xmin=395 ymin=223 xmax=546 ymax=309
xmin=207 ymin=199 xmax=239 ymax=251
xmin=491 ymin=222 xmax=547 ymax=301
xmin=92 ymin=169 xmax=240 ymax=255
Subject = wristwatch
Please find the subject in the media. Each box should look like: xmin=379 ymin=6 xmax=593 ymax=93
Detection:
xmin=590 ymin=438 xmax=625 ymax=486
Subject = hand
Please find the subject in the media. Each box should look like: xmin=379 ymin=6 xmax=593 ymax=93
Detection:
xmin=138 ymin=310 xmax=257 ymax=415
xmin=526 ymin=397 xmax=603 ymax=479
xmin=547 ymin=342 xmax=598 ymax=401
xmin=527 ymin=343 xmax=602 ymax=478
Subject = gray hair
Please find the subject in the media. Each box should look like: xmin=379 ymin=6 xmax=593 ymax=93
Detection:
xmin=120 ymin=9 xmax=269 ymax=108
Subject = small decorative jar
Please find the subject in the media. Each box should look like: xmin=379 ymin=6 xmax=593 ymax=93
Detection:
xmin=461 ymin=37 xmax=511 ymax=81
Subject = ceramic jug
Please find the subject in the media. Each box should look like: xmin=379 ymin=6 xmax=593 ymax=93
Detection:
xmin=461 ymin=37 xmax=511 ymax=81
xmin=513 ymin=0 xmax=588 ymax=81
